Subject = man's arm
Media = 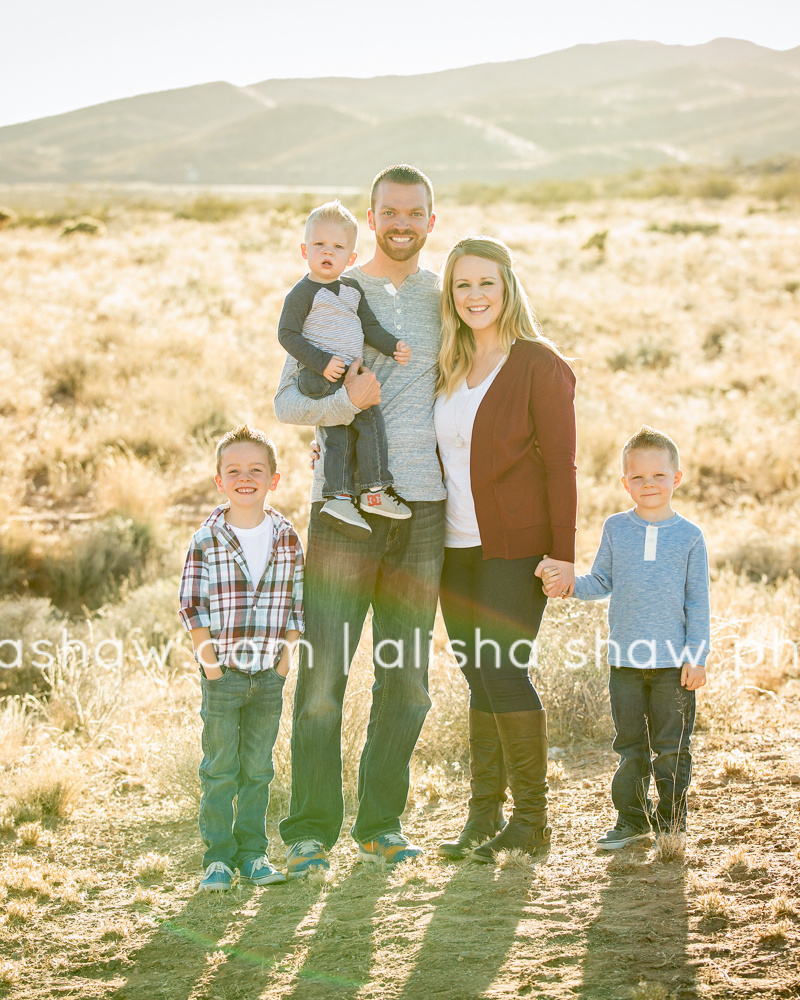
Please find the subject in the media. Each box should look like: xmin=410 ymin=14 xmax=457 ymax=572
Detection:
xmin=273 ymin=355 xmax=381 ymax=428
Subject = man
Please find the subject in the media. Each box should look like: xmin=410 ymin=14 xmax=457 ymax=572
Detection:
xmin=274 ymin=164 xmax=445 ymax=875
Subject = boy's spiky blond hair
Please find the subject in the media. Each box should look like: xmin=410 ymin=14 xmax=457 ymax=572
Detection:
xmin=622 ymin=425 xmax=680 ymax=473
xmin=303 ymin=200 xmax=358 ymax=244
xmin=215 ymin=423 xmax=277 ymax=476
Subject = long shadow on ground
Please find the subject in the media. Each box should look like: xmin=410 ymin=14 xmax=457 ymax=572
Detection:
xmin=393 ymin=859 xmax=542 ymax=1000
xmin=579 ymin=850 xmax=696 ymax=999
xmin=112 ymin=878 xmax=327 ymax=1000
xmin=218 ymin=863 xmax=390 ymax=1000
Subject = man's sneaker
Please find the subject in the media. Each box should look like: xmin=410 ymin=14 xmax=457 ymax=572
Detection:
xmin=199 ymin=861 xmax=233 ymax=891
xmin=286 ymin=840 xmax=330 ymax=879
xmin=239 ymin=856 xmax=287 ymax=886
xmin=596 ymin=823 xmax=651 ymax=850
xmin=359 ymin=488 xmax=412 ymax=520
xmin=357 ymin=833 xmax=423 ymax=866
xmin=320 ymin=498 xmax=372 ymax=540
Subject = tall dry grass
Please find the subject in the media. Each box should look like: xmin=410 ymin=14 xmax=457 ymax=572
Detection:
xmin=0 ymin=182 xmax=797 ymax=831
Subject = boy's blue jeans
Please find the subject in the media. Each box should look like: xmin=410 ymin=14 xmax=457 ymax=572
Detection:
xmin=279 ymin=499 xmax=445 ymax=849
xmin=608 ymin=666 xmax=696 ymax=833
xmin=199 ymin=666 xmax=285 ymax=869
xmin=298 ymin=368 xmax=392 ymax=497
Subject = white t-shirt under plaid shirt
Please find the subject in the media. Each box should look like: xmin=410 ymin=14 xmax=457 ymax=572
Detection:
xmin=178 ymin=504 xmax=304 ymax=673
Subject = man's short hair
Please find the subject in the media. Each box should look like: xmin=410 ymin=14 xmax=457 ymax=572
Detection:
xmin=303 ymin=200 xmax=358 ymax=244
xmin=215 ymin=423 xmax=278 ymax=476
xmin=369 ymin=164 xmax=434 ymax=214
xmin=622 ymin=425 xmax=680 ymax=473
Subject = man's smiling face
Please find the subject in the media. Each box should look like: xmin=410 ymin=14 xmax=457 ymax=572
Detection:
xmin=368 ymin=181 xmax=435 ymax=262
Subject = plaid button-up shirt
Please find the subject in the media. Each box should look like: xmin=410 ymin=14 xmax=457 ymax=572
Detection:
xmin=178 ymin=505 xmax=304 ymax=673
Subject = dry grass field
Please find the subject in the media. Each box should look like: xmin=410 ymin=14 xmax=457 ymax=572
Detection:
xmin=0 ymin=179 xmax=799 ymax=999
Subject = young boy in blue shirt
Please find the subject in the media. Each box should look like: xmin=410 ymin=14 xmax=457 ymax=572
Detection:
xmin=540 ymin=426 xmax=710 ymax=849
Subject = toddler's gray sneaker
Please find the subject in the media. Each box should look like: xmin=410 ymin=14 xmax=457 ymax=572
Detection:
xmin=320 ymin=497 xmax=372 ymax=539
xmin=359 ymin=488 xmax=412 ymax=520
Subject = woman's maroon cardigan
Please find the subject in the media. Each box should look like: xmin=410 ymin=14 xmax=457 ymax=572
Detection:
xmin=469 ymin=339 xmax=577 ymax=562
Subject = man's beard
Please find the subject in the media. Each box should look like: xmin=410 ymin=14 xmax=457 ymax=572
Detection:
xmin=375 ymin=229 xmax=426 ymax=262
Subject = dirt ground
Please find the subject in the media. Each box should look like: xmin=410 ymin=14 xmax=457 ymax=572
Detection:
xmin=1 ymin=691 xmax=798 ymax=1000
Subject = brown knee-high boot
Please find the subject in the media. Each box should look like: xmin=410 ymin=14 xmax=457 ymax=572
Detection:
xmin=439 ymin=708 xmax=508 ymax=858
xmin=472 ymin=709 xmax=550 ymax=861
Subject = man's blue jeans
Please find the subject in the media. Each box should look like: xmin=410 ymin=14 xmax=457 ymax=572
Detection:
xmin=279 ymin=499 xmax=445 ymax=848
xmin=199 ymin=667 xmax=285 ymax=868
xmin=608 ymin=666 xmax=696 ymax=833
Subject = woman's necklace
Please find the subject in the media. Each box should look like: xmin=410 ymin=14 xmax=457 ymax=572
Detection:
xmin=453 ymin=348 xmax=505 ymax=448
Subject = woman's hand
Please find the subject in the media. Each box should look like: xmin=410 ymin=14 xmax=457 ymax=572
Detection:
xmin=309 ymin=439 xmax=320 ymax=469
xmin=535 ymin=556 xmax=575 ymax=598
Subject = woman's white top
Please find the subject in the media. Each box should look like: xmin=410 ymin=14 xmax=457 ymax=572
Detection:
xmin=227 ymin=515 xmax=273 ymax=588
xmin=434 ymin=359 xmax=505 ymax=548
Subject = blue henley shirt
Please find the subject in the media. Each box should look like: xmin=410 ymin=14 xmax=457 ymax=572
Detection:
xmin=572 ymin=509 xmax=711 ymax=669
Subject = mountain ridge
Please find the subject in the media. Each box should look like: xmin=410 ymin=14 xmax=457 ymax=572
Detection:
xmin=2 ymin=38 xmax=799 ymax=186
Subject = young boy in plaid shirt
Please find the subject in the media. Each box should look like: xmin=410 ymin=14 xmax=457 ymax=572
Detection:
xmin=179 ymin=424 xmax=304 ymax=891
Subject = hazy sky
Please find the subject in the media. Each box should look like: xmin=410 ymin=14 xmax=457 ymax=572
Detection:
xmin=3 ymin=0 xmax=799 ymax=128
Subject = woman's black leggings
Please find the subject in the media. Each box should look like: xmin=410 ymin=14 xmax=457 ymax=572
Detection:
xmin=439 ymin=546 xmax=547 ymax=714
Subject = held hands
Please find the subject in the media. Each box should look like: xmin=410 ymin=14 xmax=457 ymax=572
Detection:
xmin=343 ymin=358 xmax=381 ymax=410
xmin=324 ymin=355 xmax=347 ymax=382
xmin=540 ymin=566 xmax=562 ymax=597
xmin=309 ymin=439 xmax=320 ymax=469
xmin=681 ymin=662 xmax=707 ymax=690
xmin=534 ymin=556 xmax=575 ymax=599
xmin=394 ymin=341 xmax=412 ymax=365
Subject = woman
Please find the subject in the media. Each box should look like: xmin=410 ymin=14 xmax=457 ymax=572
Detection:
xmin=434 ymin=237 xmax=576 ymax=861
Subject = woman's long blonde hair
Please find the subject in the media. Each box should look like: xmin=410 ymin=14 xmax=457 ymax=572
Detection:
xmin=436 ymin=236 xmax=563 ymax=398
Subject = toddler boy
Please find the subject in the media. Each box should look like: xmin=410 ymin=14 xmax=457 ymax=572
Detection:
xmin=277 ymin=200 xmax=412 ymax=540
xmin=178 ymin=424 xmax=304 ymax=890
xmin=540 ymin=426 xmax=710 ymax=848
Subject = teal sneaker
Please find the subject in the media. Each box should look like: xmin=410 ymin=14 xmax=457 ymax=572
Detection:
xmin=357 ymin=833 xmax=423 ymax=866
xmin=239 ymin=856 xmax=287 ymax=886
xmin=286 ymin=839 xmax=330 ymax=879
xmin=199 ymin=861 xmax=233 ymax=891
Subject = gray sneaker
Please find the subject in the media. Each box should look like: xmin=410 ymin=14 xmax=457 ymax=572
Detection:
xmin=320 ymin=497 xmax=372 ymax=539
xmin=597 ymin=823 xmax=651 ymax=850
xmin=359 ymin=488 xmax=412 ymax=520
